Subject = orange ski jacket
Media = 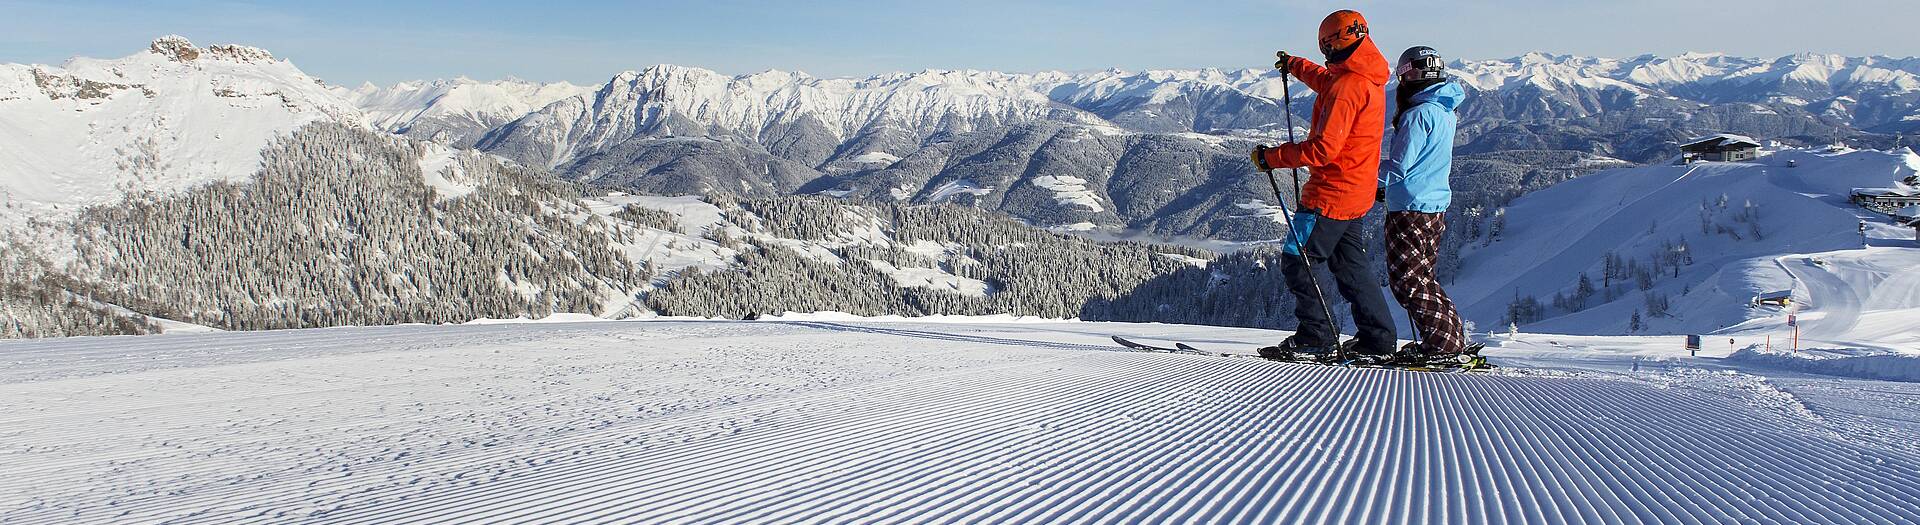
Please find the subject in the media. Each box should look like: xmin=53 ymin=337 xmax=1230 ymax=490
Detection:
xmin=1260 ymin=37 xmax=1392 ymax=221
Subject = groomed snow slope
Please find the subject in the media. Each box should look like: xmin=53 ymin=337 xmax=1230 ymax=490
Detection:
xmin=3 ymin=320 xmax=1916 ymax=524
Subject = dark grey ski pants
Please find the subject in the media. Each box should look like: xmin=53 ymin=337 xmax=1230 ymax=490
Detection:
xmin=1281 ymin=212 xmax=1397 ymax=353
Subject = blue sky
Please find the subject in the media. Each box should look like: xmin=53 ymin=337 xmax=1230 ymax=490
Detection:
xmin=3 ymin=0 xmax=1916 ymax=86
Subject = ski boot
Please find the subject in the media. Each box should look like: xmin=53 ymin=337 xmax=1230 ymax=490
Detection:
xmin=1257 ymin=336 xmax=1340 ymax=362
xmin=1388 ymin=342 xmax=1431 ymax=365
xmin=1339 ymin=340 xmax=1400 ymax=367
xmin=1381 ymin=342 xmax=1482 ymax=370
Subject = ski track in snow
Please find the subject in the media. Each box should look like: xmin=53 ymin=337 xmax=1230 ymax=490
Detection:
xmin=2 ymin=321 xmax=1918 ymax=524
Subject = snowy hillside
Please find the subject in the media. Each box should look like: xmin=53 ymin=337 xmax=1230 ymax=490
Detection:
xmin=1451 ymin=147 xmax=1920 ymax=347
xmin=0 ymin=134 xmax=1237 ymax=339
xmin=3 ymin=318 xmax=1917 ymax=523
xmin=605 ymin=194 xmax=1231 ymax=322
xmin=336 ymin=77 xmax=590 ymax=146
xmin=0 ymin=36 xmax=362 ymax=230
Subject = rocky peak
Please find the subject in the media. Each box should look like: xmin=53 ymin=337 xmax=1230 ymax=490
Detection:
xmin=149 ymin=35 xmax=201 ymax=62
xmin=147 ymin=36 xmax=275 ymax=64
xmin=206 ymin=44 xmax=275 ymax=63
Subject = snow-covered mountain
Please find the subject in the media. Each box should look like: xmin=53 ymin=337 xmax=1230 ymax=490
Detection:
xmin=0 ymin=36 xmax=363 ymax=229
xmin=6 ymin=38 xmax=1918 ymax=345
xmin=346 ymin=52 xmax=1905 ymax=242
xmin=7 ymin=37 xmax=1920 ymax=523
xmin=0 ymin=39 xmax=1243 ymax=340
xmin=1449 ymin=146 xmax=1920 ymax=343
xmin=1449 ymin=52 xmax=1920 ymax=108
xmin=456 ymin=65 xmax=1308 ymax=239
xmin=474 ymin=65 xmax=1108 ymax=173
xmin=1447 ymin=52 xmax=1920 ymax=131
xmin=464 ymin=64 xmax=1329 ymax=177
xmin=337 ymin=77 xmax=590 ymax=147
xmin=353 ymin=52 xmax=1920 ymax=151
xmin=382 ymin=52 xmax=1920 ymax=167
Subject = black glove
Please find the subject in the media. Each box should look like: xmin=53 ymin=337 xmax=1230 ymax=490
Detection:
xmin=1250 ymin=145 xmax=1273 ymax=171
xmin=1376 ymin=186 xmax=1386 ymax=203
xmin=1274 ymin=51 xmax=1292 ymax=74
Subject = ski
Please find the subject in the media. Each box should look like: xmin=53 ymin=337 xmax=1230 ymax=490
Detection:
xmin=1173 ymin=341 xmax=1496 ymax=373
xmin=1114 ymin=336 xmax=1496 ymax=373
xmin=1112 ymin=337 xmax=1264 ymax=360
xmin=1174 ymin=342 xmax=1318 ymax=362
xmin=1111 ymin=336 xmax=1213 ymax=356
xmin=1181 ymin=341 xmax=1347 ymax=364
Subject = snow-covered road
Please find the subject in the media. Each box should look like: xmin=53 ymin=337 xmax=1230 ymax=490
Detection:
xmin=3 ymin=320 xmax=1917 ymax=524
xmin=1777 ymin=255 xmax=1866 ymax=339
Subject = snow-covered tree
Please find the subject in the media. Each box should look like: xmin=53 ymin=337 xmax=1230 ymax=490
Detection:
xmin=1574 ymin=272 xmax=1596 ymax=310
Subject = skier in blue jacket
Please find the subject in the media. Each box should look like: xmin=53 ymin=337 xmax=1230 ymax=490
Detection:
xmin=1380 ymin=46 xmax=1469 ymax=358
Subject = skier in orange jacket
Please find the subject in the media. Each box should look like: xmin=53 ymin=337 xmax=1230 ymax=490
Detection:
xmin=1250 ymin=9 xmax=1398 ymax=358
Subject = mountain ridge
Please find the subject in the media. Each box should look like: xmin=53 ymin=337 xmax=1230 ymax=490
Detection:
xmin=354 ymin=51 xmax=1920 ymax=147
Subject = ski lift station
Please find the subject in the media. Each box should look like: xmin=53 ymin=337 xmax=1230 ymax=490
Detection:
xmin=1751 ymin=290 xmax=1793 ymax=308
xmin=1678 ymin=134 xmax=1762 ymax=164
xmin=1851 ymin=187 xmax=1920 ymax=213
xmin=1899 ymin=205 xmax=1920 ymax=238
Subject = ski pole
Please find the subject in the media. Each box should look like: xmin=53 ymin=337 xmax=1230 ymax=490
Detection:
xmin=1266 ymin=61 xmax=1343 ymax=358
xmin=1407 ymin=309 xmax=1422 ymax=347
xmin=1264 ymin=174 xmax=1340 ymax=354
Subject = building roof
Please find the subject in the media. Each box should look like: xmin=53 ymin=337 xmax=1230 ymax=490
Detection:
xmin=1754 ymin=290 xmax=1793 ymax=301
xmin=1681 ymin=134 xmax=1763 ymax=149
xmin=1853 ymin=187 xmax=1919 ymax=197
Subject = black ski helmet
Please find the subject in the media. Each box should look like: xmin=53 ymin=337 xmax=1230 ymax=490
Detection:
xmin=1395 ymin=46 xmax=1448 ymax=83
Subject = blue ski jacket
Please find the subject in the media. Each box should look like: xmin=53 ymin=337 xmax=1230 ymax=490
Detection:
xmin=1381 ymin=80 xmax=1464 ymax=213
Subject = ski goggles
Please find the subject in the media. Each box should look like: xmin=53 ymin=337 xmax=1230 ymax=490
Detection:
xmin=1395 ymin=54 xmax=1448 ymax=82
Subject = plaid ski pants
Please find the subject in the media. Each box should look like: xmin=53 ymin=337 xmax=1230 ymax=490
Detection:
xmin=1385 ymin=212 xmax=1467 ymax=355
